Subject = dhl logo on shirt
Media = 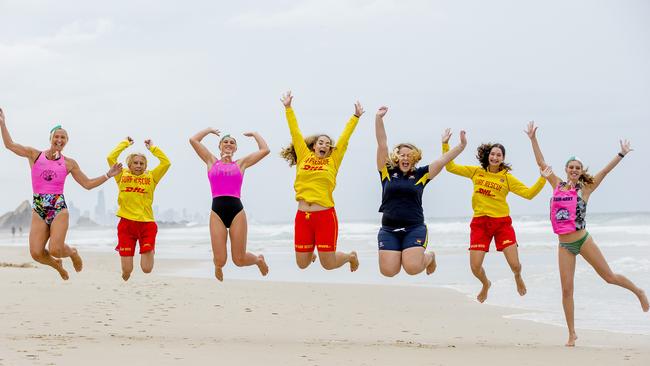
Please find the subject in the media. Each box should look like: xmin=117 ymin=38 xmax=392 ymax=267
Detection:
xmin=476 ymin=188 xmax=496 ymax=198
xmin=302 ymin=156 xmax=331 ymax=171
xmin=121 ymin=187 xmax=148 ymax=194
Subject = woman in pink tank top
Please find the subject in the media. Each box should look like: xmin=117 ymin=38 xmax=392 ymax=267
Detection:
xmin=190 ymin=127 xmax=270 ymax=281
xmin=526 ymin=121 xmax=648 ymax=347
xmin=0 ymin=108 xmax=121 ymax=280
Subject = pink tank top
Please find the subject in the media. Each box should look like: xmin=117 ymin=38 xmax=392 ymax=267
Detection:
xmin=208 ymin=160 xmax=243 ymax=198
xmin=549 ymin=182 xmax=587 ymax=234
xmin=31 ymin=152 xmax=68 ymax=194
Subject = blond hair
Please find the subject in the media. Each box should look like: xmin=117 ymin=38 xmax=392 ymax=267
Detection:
xmin=387 ymin=143 xmax=422 ymax=170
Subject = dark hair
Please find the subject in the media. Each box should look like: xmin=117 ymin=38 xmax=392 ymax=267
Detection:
xmin=476 ymin=143 xmax=511 ymax=172
xmin=280 ymin=134 xmax=335 ymax=167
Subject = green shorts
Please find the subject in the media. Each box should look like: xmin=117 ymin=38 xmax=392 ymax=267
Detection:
xmin=559 ymin=232 xmax=589 ymax=255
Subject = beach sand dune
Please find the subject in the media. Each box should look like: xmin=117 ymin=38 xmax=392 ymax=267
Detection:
xmin=1 ymin=246 xmax=648 ymax=366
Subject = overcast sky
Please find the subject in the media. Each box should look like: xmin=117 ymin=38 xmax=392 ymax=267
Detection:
xmin=1 ymin=0 xmax=648 ymax=222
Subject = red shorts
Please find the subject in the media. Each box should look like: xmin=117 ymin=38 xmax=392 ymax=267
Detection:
xmin=116 ymin=218 xmax=158 ymax=257
xmin=294 ymin=208 xmax=338 ymax=253
xmin=469 ymin=216 xmax=517 ymax=252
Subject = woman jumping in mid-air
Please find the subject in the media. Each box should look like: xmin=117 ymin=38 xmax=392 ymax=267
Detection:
xmin=526 ymin=121 xmax=648 ymax=346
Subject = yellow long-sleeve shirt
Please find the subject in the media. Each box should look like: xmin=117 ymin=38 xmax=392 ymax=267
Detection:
xmin=286 ymin=107 xmax=359 ymax=208
xmin=107 ymin=140 xmax=171 ymax=222
xmin=442 ymin=143 xmax=546 ymax=217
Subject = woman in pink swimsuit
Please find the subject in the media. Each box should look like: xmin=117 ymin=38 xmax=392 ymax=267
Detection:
xmin=0 ymin=108 xmax=121 ymax=280
xmin=526 ymin=121 xmax=648 ymax=346
xmin=190 ymin=128 xmax=270 ymax=281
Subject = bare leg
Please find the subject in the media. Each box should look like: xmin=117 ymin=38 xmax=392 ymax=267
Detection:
xmin=558 ymin=246 xmax=578 ymax=346
xmin=48 ymin=210 xmax=83 ymax=272
xmin=140 ymin=251 xmax=154 ymax=274
xmin=295 ymin=251 xmax=316 ymax=269
xmin=469 ymin=250 xmax=491 ymax=303
xmin=502 ymin=245 xmax=526 ymax=296
xmin=121 ymin=256 xmax=134 ymax=281
xmin=401 ymin=247 xmax=433 ymax=275
xmin=378 ymin=250 xmax=401 ymax=277
xmin=580 ymin=237 xmax=649 ymax=312
xmin=228 ymin=210 xmax=268 ymax=276
xmin=318 ymin=251 xmax=359 ymax=272
xmin=28 ymin=212 xmax=68 ymax=280
xmin=209 ymin=212 xmax=228 ymax=281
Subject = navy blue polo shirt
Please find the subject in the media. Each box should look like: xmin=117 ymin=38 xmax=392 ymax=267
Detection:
xmin=378 ymin=165 xmax=430 ymax=227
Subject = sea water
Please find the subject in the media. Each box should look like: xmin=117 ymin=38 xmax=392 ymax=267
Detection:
xmin=1 ymin=212 xmax=648 ymax=335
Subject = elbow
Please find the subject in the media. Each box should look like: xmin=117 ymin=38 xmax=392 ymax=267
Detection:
xmin=261 ymin=148 xmax=271 ymax=157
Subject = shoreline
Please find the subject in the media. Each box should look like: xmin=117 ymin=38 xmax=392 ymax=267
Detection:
xmin=1 ymin=245 xmax=649 ymax=365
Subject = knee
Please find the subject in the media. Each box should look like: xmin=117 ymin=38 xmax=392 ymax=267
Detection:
xmin=603 ymin=273 xmax=618 ymax=285
xmin=511 ymin=263 xmax=522 ymax=274
xmin=470 ymin=264 xmax=483 ymax=276
xmin=30 ymin=248 xmax=45 ymax=261
xmin=320 ymin=260 xmax=337 ymax=271
xmin=296 ymin=260 xmax=310 ymax=270
xmin=380 ymin=268 xmax=399 ymax=277
xmin=562 ymin=286 xmax=574 ymax=299
xmin=403 ymin=264 xmax=421 ymax=276
xmin=232 ymin=254 xmax=246 ymax=267
xmin=142 ymin=266 xmax=153 ymax=274
xmin=49 ymin=247 xmax=65 ymax=258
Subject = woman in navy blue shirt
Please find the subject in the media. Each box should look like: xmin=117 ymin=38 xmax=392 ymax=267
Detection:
xmin=375 ymin=106 xmax=467 ymax=277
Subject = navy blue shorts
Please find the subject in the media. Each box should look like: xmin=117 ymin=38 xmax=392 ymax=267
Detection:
xmin=377 ymin=224 xmax=428 ymax=251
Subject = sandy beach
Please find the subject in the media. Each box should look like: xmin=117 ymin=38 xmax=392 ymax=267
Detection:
xmin=0 ymin=245 xmax=648 ymax=366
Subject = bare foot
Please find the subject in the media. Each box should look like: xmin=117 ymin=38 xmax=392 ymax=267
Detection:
xmin=257 ymin=255 xmax=269 ymax=276
xmin=426 ymin=252 xmax=437 ymax=275
xmin=477 ymin=280 xmax=491 ymax=303
xmin=515 ymin=274 xmax=527 ymax=296
xmin=53 ymin=258 xmax=69 ymax=280
xmin=214 ymin=266 xmax=224 ymax=282
xmin=565 ymin=333 xmax=578 ymax=347
xmin=349 ymin=251 xmax=359 ymax=272
xmin=638 ymin=289 xmax=649 ymax=312
xmin=70 ymin=249 xmax=83 ymax=272
xmin=122 ymin=272 xmax=131 ymax=282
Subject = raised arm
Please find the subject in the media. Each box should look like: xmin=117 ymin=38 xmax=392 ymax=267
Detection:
xmin=507 ymin=173 xmax=547 ymax=200
xmin=189 ymin=128 xmax=219 ymax=167
xmin=525 ymin=121 xmax=560 ymax=188
xmin=0 ymin=108 xmax=40 ymax=161
xmin=107 ymin=137 xmax=132 ymax=182
xmin=428 ymin=129 xmax=467 ymax=179
xmin=282 ymin=91 xmax=309 ymax=161
xmin=441 ymin=131 xmax=476 ymax=178
xmin=69 ymin=157 xmax=122 ymax=190
xmin=238 ymin=132 xmax=270 ymax=170
xmin=585 ymin=139 xmax=632 ymax=194
xmin=146 ymin=139 xmax=171 ymax=183
xmin=331 ymin=101 xmax=363 ymax=165
xmin=375 ymin=106 xmax=389 ymax=171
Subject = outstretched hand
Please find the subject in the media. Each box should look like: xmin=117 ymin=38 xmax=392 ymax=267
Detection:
xmin=144 ymin=139 xmax=153 ymax=149
xmin=459 ymin=130 xmax=467 ymax=146
xmin=281 ymin=91 xmax=293 ymax=108
xmin=541 ymin=166 xmax=553 ymax=178
xmin=441 ymin=128 xmax=452 ymax=144
xmin=619 ymin=139 xmax=633 ymax=156
xmin=243 ymin=131 xmax=256 ymax=137
xmin=107 ymin=163 xmax=123 ymax=177
xmin=525 ymin=121 xmax=538 ymax=139
xmin=376 ymin=106 xmax=388 ymax=118
xmin=354 ymin=101 xmax=364 ymax=117
xmin=126 ymin=136 xmax=134 ymax=145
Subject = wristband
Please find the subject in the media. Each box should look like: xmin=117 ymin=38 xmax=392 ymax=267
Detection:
xmin=618 ymin=152 xmax=625 ymax=158
xmin=104 ymin=173 xmax=110 ymax=179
